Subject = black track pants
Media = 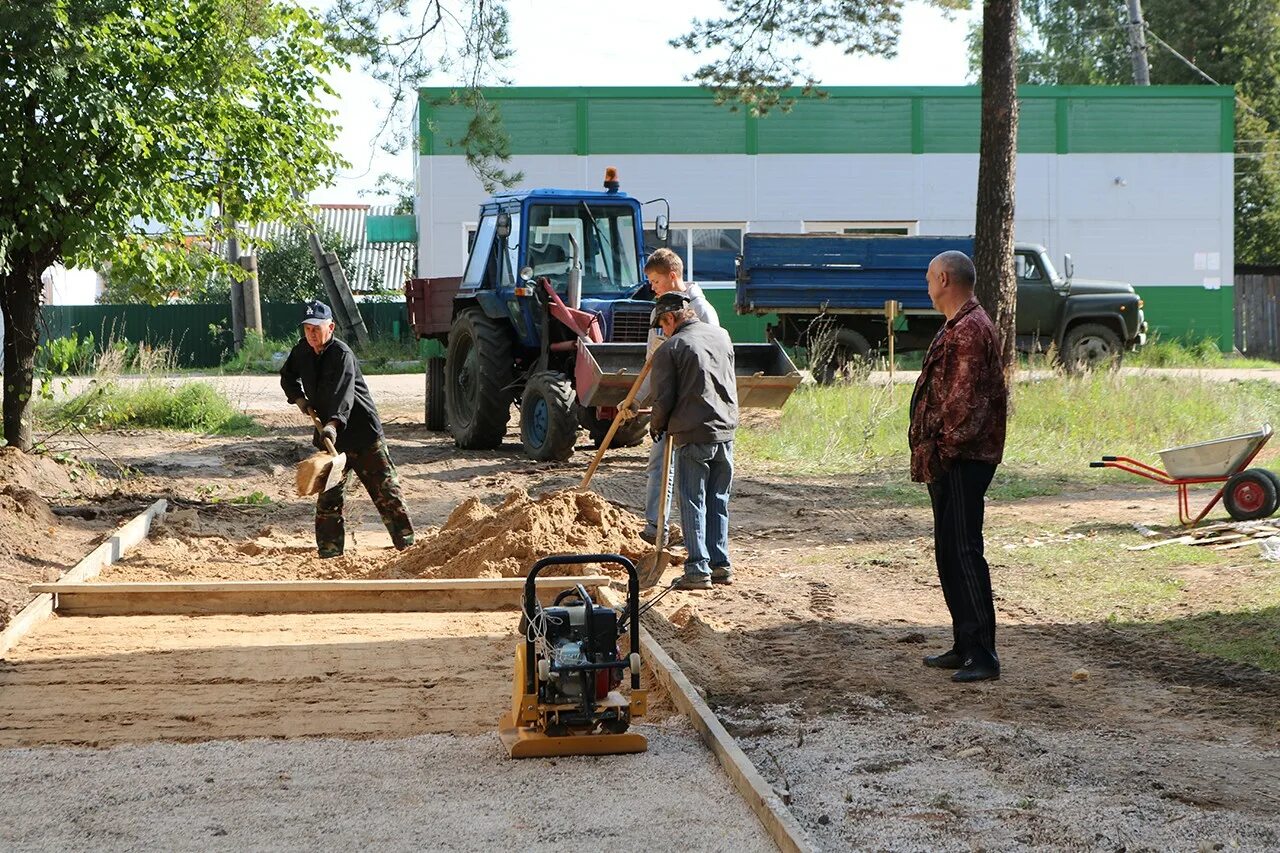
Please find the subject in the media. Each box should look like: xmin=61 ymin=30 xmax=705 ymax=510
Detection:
xmin=927 ymin=460 xmax=998 ymax=662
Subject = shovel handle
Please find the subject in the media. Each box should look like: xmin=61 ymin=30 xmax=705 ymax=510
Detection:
xmin=308 ymin=411 xmax=339 ymax=456
xmin=578 ymin=343 xmax=662 ymax=491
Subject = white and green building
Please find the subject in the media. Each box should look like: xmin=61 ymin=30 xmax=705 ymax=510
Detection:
xmin=407 ymin=85 xmax=1235 ymax=346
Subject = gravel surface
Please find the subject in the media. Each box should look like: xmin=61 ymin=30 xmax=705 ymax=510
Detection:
xmin=0 ymin=719 xmax=773 ymax=852
xmin=725 ymin=700 xmax=1280 ymax=853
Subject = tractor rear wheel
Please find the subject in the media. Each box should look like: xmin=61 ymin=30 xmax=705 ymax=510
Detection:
xmin=445 ymin=309 xmax=513 ymax=449
xmin=520 ymin=371 xmax=579 ymax=461
xmin=812 ymin=328 xmax=873 ymax=385
xmin=578 ymin=403 xmax=650 ymax=449
xmin=1223 ymin=468 xmax=1279 ymax=521
xmin=425 ymin=356 xmax=447 ymax=431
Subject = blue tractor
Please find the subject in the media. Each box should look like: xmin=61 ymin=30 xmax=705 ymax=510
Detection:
xmin=406 ymin=170 xmax=667 ymax=461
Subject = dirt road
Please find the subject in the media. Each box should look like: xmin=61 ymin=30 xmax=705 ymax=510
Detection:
xmin=5 ymin=391 xmax=1279 ymax=849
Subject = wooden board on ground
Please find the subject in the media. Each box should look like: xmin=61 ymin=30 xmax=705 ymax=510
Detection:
xmin=0 ymin=499 xmax=167 ymax=658
xmin=32 ymin=576 xmax=611 ymax=616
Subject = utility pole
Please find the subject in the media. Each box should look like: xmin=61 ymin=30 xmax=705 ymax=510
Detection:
xmin=1126 ymin=0 xmax=1151 ymax=85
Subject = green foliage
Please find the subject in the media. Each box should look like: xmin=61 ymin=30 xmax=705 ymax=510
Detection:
xmin=971 ymin=0 xmax=1280 ymax=265
xmin=671 ymin=0 xmax=968 ymax=114
xmin=38 ymin=333 xmax=97 ymax=376
xmin=41 ymin=380 xmax=259 ymax=435
xmin=96 ymin=237 xmax=229 ymax=305
xmin=0 ymin=0 xmax=346 ymax=447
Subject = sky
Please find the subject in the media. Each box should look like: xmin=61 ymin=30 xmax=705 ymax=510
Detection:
xmin=312 ymin=0 xmax=983 ymax=205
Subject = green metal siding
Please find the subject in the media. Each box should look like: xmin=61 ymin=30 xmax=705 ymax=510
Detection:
xmin=418 ymin=86 xmax=1234 ymax=157
xmin=701 ymin=289 xmax=772 ymax=342
xmin=756 ymin=98 xmax=911 ymax=154
xmin=1067 ymin=99 xmax=1225 ymax=153
xmin=366 ymin=214 xmax=417 ymax=244
xmin=1137 ymin=285 xmax=1234 ymax=350
xmin=586 ymin=99 xmax=747 ymax=154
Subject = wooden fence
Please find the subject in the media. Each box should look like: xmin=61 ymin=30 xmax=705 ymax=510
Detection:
xmin=1234 ymin=267 xmax=1280 ymax=360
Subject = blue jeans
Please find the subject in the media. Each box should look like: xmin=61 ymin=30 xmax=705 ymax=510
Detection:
xmin=644 ymin=434 xmax=675 ymax=536
xmin=675 ymin=440 xmax=734 ymax=579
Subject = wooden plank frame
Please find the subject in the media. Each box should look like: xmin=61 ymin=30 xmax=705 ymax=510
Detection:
xmin=601 ymin=588 xmax=817 ymax=853
xmin=33 ymin=576 xmax=613 ymax=616
xmin=0 ymin=498 xmax=167 ymax=658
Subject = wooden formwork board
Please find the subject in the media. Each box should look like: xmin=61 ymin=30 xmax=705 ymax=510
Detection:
xmin=601 ymin=588 xmax=816 ymax=853
xmin=32 ymin=576 xmax=613 ymax=616
xmin=0 ymin=498 xmax=167 ymax=658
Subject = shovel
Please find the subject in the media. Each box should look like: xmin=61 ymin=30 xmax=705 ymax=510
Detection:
xmin=637 ymin=434 xmax=675 ymax=589
xmin=295 ymin=411 xmax=348 ymax=497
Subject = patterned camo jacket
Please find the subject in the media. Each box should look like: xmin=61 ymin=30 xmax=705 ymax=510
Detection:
xmin=908 ymin=297 xmax=1008 ymax=483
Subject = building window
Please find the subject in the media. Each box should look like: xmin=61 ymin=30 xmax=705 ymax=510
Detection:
xmin=643 ymin=223 xmax=744 ymax=286
xmin=803 ymin=221 xmax=918 ymax=236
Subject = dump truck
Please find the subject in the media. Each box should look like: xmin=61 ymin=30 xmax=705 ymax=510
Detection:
xmin=736 ymin=234 xmax=1147 ymax=377
xmin=406 ymin=171 xmax=801 ymax=461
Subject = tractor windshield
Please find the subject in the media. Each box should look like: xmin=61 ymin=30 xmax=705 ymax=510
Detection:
xmin=526 ymin=202 xmax=640 ymax=295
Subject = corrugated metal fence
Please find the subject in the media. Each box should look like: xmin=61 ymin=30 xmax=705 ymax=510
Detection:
xmin=41 ymin=302 xmax=413 ymax=368
xmin=1234 ymin=267 xmax=1280 ymax=360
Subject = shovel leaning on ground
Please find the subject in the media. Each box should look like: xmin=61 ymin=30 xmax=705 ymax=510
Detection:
xmin=636 ymin=434 xmax=675 ymax=589
xmin=295 ymin=411 xmax=348 ymax=496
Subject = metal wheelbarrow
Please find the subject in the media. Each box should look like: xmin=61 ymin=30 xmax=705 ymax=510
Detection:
xmin=1090 ymin=424 xmax=1278 ymax=526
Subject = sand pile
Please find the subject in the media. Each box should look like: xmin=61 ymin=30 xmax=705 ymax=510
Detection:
xmin=375 ymin=488 xmax=652 ymax=579
xmin=0 ymin=447 xmax=79 ymax=496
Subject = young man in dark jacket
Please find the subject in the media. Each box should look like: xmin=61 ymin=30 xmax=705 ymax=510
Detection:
xmin=648 ymin=292 xmax=739 ymax=591
xmin=280 ymin=301 xmax=415 ymax=558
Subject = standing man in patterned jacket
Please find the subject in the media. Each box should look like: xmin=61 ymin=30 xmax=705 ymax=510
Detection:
xmin=909 ymin=251 xmax=1008 ymax=683
xmin=281 ymin=300 xmax=415 ymax=558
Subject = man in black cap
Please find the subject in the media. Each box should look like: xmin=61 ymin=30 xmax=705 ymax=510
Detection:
xmin=648 ymin=292 xmax=739 ymax=591
xmin=280 ymin=300 xmax=414 ymax=558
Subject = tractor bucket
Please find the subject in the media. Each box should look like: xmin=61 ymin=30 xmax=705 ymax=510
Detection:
xmin=577 ymin=341 xmax=802 ymax=410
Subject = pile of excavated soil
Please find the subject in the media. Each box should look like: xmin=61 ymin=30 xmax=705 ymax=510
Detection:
xmin=373 ymin=488 xmax=652 ymax=580
xmin=0 ymin=447 xmax=78 ymax=496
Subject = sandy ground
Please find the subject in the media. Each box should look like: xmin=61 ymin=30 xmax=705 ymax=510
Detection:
xmin=4 ymin=382 xmax=1280 ymax=849
xmin=0 ymin=719 xmax=772 ymax=853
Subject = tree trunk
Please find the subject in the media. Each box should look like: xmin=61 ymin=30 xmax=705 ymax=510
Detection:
xmin=0 ymin=249 xmax=50 ymax=451
xmin=974 ymin=0 xmax=1019 ymax=370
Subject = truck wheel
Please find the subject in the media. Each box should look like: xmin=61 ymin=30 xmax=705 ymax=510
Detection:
xmin=446 ymin=309 xmax=513 ymax=449
xmin=578 ymin=404 xmax=650 ymax=449
xmin=425 ymin=356 xmax=447 ymax=431
xmin=1060 ymin=323 xmax=1122 ymax=374
xmin=813 ymin=329 xmax=872 ymax=385
xmin=520 ymin=372 xmax=579 ymax=462
xmin=1224 ymin=469 xmax=1279 ymax=521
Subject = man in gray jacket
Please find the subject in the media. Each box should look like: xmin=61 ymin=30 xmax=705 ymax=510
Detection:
xmin=649 ymin=292 xmax=739 ymax=591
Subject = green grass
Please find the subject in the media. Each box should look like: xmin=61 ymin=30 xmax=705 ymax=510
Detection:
xmin=994 ymin=528 xmax=1280 ymax=671
xmin=1127 ymin=333 xmax=1279 ymax=369
xmin=739 ymin=373 xmax=1280 ymax=488
xmin=38 ymin=380 xmax=260 ymax=435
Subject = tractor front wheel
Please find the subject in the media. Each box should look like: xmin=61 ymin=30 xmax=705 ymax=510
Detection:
xmin=520 ymin=371 xmax=579 ymax=461
xmin=445 ymin=309 xmax=513 ymax=449
xmin=1223 ymin=468 xmax=1279 ymax=521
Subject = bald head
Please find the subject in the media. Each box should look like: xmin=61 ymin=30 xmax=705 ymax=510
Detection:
xmin=926 ymin=250 xmax=977 ymax=320
xmin=932 ymin=251 xmax=976 ymax=290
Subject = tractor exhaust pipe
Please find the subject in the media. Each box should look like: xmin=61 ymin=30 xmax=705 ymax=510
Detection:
xmin=567 ymin=234 xmax=582 ymax=310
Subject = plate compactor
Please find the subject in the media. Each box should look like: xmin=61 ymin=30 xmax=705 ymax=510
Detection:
xmin=499 ymin=554 xmax=647 ymax=759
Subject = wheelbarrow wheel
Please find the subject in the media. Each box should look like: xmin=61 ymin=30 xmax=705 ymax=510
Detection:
xmin=1223 ymin=468 xmax=1279 ymax=521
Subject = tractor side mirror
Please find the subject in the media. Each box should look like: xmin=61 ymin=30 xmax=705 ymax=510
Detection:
xmin=654 ymin=214 xmax=669 ymax=243
xmin=496 ymin=212 xmax=512 ymax=239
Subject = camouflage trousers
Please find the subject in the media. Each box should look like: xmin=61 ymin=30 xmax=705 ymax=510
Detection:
xmin=315 ymin=438 xmax=415 ymax=558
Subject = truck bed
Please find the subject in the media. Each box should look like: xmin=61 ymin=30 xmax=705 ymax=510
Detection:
xmin=736 ymin=234 xmax=973 ymax=313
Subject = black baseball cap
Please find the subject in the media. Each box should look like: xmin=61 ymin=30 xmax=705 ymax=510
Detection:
xmin=301 ymin=300 xmax=334 ymax=326
xmin=650 ymin=292 xmax=691 ymax=328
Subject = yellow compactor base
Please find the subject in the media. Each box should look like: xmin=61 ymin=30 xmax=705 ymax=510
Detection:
xmin=498 ymin=712 xmax=648 ymax=758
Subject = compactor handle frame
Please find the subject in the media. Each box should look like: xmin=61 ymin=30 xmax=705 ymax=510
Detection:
xmin=523 ymin=554 xmax=641 ymax=695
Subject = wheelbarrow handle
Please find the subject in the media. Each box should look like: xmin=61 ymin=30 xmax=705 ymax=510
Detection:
xmin=1089 ymin=462 xmax=1106 ymax=468
xmin=1101 ymin=455 xmax=1117 ymax=462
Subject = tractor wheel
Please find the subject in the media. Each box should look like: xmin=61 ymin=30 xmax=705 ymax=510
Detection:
xmin=578 ymin=403 xmax=650 ymax=449
xmin=445 ymin=309 xmax=513 ymax=449
xmin=520 ymin=371 xmax=579 ymax=462
xmin=1060 ymin=323 xmax=1123 ymax=374
xmin=424 ymin=356 xmax=447 ymax=431
xmin=812 ymin=328 xmax=873 ymax=385
xmin=1223 ymin=468 xmax=1279 ymax=521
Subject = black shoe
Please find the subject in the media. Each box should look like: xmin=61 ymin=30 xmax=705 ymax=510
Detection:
xmin=923 ymin=649 xmax=965 ymax=669
xmin=952 ymin=658 xmax=1000 ymax=683
xmin=710 ymin=567 xmax=734 ymax=585
xmin=672 ymin=574 xmax=712 ymax=591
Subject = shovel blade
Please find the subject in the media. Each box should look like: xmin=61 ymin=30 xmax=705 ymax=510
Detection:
xmin=322 ymin=452 xmax=348 ymax=492
xmin=295 ymin=451 xmax=348 ymax=496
